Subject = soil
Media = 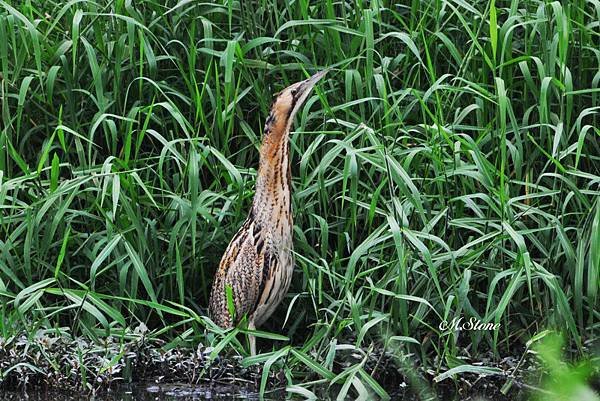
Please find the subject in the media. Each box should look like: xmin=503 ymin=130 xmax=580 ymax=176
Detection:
xmin=0 ymin=331 xmax=593 ymax=400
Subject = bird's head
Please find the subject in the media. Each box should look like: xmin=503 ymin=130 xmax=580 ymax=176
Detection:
xmin=265 ymin=69 xmax=328 ymax=133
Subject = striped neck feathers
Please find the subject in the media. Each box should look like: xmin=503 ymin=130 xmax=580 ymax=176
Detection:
xmin=252 ymin=104 xmax=293 ymax=213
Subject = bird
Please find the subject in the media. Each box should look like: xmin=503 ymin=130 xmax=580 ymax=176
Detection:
xmin=208 ymin=69 xmax=328 ymax=355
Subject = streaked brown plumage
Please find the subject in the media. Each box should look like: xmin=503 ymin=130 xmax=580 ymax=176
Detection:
xmin=208 ymin=70 xmax=328 ymax=355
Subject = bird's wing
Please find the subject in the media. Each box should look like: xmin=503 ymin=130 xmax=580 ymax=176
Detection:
xmin=209 ymin=217 xmax=267 ymax=327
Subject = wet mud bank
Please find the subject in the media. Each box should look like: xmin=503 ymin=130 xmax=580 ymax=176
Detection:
xmin=0 ymin=332 xmax=591 ymax=400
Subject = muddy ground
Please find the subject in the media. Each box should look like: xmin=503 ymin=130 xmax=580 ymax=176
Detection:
xmin=0 ymin=331 xmax=593 ymax=400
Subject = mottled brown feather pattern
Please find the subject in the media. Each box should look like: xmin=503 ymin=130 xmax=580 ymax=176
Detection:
xmin=208 ymin=71 xmax=327 ymax=344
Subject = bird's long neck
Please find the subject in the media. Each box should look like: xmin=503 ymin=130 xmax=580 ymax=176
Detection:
xmin=251 ymin=107 xmax=293 ymax=224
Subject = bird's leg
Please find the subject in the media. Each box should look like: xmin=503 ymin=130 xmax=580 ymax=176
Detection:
xmin=248 ymin=320 xmax=257 ymax=356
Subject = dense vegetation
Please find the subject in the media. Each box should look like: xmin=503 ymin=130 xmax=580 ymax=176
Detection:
xmin=1 ymin=0 xmax=599 ymax=398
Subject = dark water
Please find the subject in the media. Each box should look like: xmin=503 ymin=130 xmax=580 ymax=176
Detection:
xmin=0 ymin=384 xmax=273 ymax=401
xmin=0 ymin=381 xmax=529 ymax=401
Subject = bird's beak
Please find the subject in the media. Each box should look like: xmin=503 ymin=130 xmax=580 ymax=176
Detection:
xmin=297 ymin=68 xmax=329 ymax=97
xmin=307 ymin=69 xmax=329 ymax=84
xmin=283 ymin=68 xmax=330 ymax=120
xmin=304 ymin=69 xmax=329 ymax=88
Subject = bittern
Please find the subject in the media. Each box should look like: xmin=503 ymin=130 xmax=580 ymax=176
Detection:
xmin=208 ymin=69 xmax=328 ymax=355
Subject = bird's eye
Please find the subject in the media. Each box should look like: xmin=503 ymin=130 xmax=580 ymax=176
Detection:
xmin=291 ymin=88 xmax=298 ymax=97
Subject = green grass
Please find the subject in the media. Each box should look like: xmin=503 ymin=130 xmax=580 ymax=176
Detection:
xmin=531 ymin=332 xmax=599 ymax=401
xmin=0 ymin=0 xmax=599 ymax=398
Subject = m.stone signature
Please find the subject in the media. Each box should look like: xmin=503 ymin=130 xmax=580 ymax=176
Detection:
xmin=439 ymin=317 xmax=501 ymax=331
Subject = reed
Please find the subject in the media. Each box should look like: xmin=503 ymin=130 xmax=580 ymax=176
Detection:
xmin=0 ymin=0 xmax=598 ymax=398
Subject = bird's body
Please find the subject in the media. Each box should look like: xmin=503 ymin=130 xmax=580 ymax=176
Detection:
xmin=208 ymin=70 xmax=327 ymax=354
